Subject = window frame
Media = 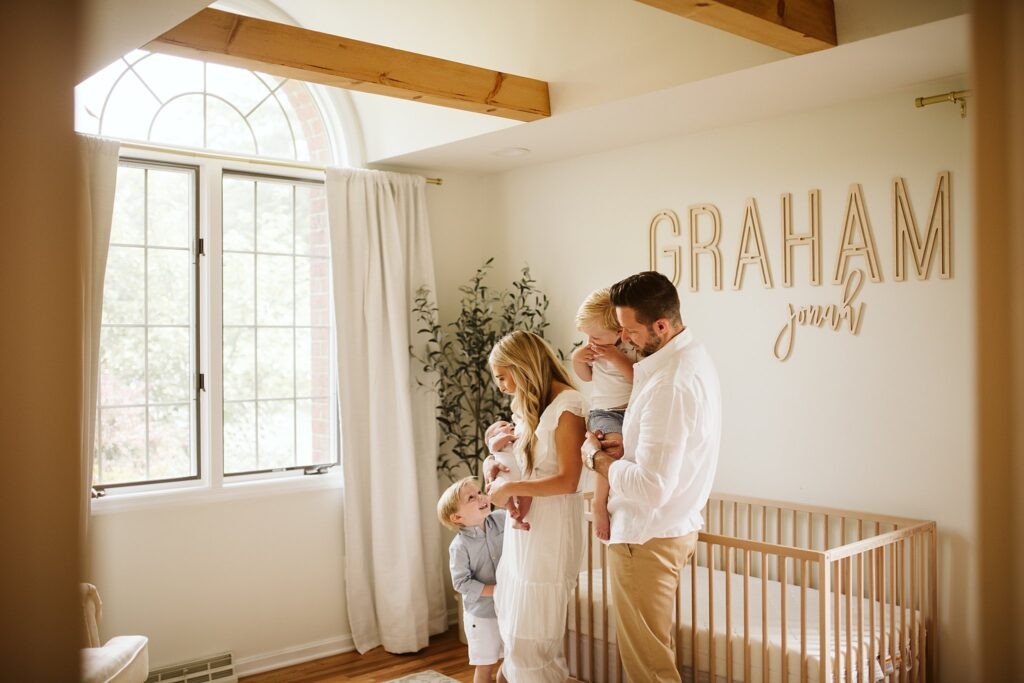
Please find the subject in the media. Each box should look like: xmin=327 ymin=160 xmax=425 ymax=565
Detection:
xmin=92 ymin=147 xmax=342 ymax=512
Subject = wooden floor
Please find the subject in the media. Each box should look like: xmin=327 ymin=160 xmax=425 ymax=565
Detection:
xmin=239 ymin=627 xmax=476 ymax=682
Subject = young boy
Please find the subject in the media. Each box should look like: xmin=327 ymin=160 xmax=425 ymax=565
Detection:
xmin=572 ymin=287 xmax=638 ymax=540
xmin=438 ymin=477 xmax=507 ymax=683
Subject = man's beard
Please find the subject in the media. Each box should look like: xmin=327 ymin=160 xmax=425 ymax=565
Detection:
xmin=637 ymin=325 xmax=662 ymax=357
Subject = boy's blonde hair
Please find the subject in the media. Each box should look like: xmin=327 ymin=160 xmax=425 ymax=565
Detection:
xmin=437 ymin=476 xmax=477 ymax=530
xmin=575 ymin=288 xmax=620 ymax=333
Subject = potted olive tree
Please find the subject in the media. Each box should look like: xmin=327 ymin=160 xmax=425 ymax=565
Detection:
xmin=412 ymin=259 xmax=564 ymax=481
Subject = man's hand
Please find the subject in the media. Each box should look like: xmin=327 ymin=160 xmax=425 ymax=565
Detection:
xmin=482 ymin=455 xmax=510 ymax=484
xmin=598 ymin=432 xmax=624 ymax=459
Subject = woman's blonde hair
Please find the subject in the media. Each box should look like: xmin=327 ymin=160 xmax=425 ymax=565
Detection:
xmin=489 ymin=331 xmax=574 ymax=476
xmin=575 ymin=287 xmax=620 ymax=333
xmin=437 ymin=476 xmax=477 ymax=530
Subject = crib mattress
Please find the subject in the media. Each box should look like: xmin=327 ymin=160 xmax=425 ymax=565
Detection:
xmin=566 ymin=564 xmax=921 ymax=683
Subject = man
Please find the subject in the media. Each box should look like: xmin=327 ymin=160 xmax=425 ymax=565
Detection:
xmin=581 ymin=271 xmax=721 ymax=682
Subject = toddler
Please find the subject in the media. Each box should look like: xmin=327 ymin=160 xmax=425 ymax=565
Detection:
xmin=438 ymin=477 xmax=507 ymax=683
xmin=571 ymin=287 xmax=638 ymax=540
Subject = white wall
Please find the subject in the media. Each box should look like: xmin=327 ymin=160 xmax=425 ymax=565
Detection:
xmin=428 ymin=79 xmax=976 ymax=678
xmin=90 ymin=487 xmax=348 ymax=671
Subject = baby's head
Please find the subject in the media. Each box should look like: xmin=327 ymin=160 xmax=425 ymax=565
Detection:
xmin=575 ymin=288 xmax=621 ymax=346
xmin=437 ymin=476 xmax=489 ymax=530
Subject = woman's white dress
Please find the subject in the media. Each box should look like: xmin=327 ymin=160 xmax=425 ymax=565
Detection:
xmin=495 ymin=390 xmax=586 ymax=682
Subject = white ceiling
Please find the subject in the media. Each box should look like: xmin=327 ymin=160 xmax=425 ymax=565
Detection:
xmin=80 ymin=0 xmax=969 ymax=172
xmin=375 ymin=14 xmax=970 ymax=174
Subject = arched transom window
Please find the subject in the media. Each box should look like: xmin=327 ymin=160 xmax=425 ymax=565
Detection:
xmin=76 ymin=50 xmax=335 ymax=164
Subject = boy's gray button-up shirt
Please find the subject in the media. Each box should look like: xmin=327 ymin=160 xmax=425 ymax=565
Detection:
xmin=448 ymin=509 xmax=506 ymax=618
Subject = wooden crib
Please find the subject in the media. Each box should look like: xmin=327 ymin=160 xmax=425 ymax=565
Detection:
xmin=565 ymin=493 xmax=937 ymax=683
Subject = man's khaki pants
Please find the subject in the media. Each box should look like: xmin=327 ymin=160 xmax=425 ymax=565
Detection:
xmin=608 ymin=532 xmax=698 ymax=682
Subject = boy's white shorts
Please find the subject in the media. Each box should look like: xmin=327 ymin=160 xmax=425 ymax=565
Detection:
xmin=464 ymin=611 xmax=503 ymax=665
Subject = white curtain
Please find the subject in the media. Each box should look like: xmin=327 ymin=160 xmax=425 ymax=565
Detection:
xmin=326 ymin=168 xmax=448 ymax=653
xmin=78 ymin=135 xmax=120 ymax=550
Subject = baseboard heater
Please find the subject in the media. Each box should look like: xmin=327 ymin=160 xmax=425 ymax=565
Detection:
xmin=145 ymin=652 xmax=237 ymax=683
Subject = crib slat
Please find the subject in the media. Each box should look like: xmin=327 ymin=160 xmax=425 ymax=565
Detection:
xmin=890 ymin=544 xmax=896 ymax=681
xmin=825 ymin=514 xmax=830 ymax=549
xmin=743 ymin=549 xmax=751 ymax=683
xmin=832 ymin=561 xmax=840 ymax=683
xmin=800 ymin=558 xmax=808 ymax=683
xmin=857 ymin=551 xmax=865 ymax=683
xmin=761 ymin=551 xmax=769 ymax=682
xmin=692 ymin=541 xmax=698 ymax=677
xmin=869 ymin=548 xmax=876 ymax=683
xmin=780 ymin=555 xmax=788 ymax=683
xmin=911 ymin=535 xmax=918 ymax=683
xmin=726 ymin=548 xmax=733 ymax=683
xmin=900 ymin=538 xmax=907 ymax=683
xmin=845 ymin=557 xmax=852 ymax=681
xmin=819 ymin=560 xmax=831 ymax=683
xmin=928 ymin=527 xmax=936 ymax=682
xmin=708 ymin=540 xmax=716 ymax=683
xmin=877 ymin=548 xmax=886 ymax=680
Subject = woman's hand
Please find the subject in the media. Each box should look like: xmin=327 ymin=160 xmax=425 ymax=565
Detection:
xmin=482 ymin=455 xmax=509 ymax=484
xmin=487 ymin=479 xmax=513 ymax=508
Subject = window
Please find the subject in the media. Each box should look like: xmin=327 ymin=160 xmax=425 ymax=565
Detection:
xmin=80 ymin=51 xmax=342 ymax=495
xmin=96 ymin=161 xmax=198 ymax=487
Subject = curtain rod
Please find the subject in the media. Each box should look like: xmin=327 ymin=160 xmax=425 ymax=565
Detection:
xmin=116 ymin=141 xmax=443 ymax=185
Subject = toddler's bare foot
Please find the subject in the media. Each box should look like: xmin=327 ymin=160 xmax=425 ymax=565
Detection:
xmin=594 ymin=507 xmax=610 ymax=541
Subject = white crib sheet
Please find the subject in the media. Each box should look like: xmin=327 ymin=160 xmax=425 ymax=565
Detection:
xmin=566 ymin=565 xmax=922 ymax=683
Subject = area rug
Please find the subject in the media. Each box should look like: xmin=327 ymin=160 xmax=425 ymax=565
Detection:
xmin=383 ymin=672 xmax=459 ymax=683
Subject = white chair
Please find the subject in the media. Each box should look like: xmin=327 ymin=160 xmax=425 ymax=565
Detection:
xmin=81 ymin=583 xmax=149 ymax=683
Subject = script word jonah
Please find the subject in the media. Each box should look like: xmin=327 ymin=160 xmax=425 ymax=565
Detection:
xmin=773 ymin=269 xmax=866 ymax=362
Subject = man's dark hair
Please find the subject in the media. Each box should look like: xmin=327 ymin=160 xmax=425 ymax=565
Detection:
xmin=609 ymin=271 xmax=681 ymax=325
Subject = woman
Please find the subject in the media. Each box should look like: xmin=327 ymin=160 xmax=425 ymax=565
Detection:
xmin=485 ymin=330 xmax=587 ymax=682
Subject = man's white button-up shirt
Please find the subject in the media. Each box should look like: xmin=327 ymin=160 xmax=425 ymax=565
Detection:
xmin=607 ymin=328 xmax=722 ymax=545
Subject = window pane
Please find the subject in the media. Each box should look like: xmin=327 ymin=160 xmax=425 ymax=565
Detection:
xmin=224 ymin=401 xmax=256 ymax=473
xmin=148 ymin=327 xmax=191 ymax=403
xmin=223 ymin=327 xmax=255 ymax=401
xmin=258 ymin=399 xmax=295 ymax=469
xmin=296 ymin=398 xmax=331 ymax=465
xmin=250 ymin=97 xmax=296 ymax=159
xmin=223 ymin=177 xmax=255 ymax=251
xmin=132 ymin=53 xmax=203 ymax=103
xmin=257 ymin=328 xmax=294 ymax=399
xmin=97 ymin=407 xmax=147 ymax=484
xmin=294 ymin=185 xmax=328 ymax=257
xmin=206 ymin=95 xmax=257 ymax=156
xmin=148 ymin=404 xmax=193 ymax=479
xmin=223 ymin=253 xmax=255 ymax=325
xmin=96 ymin=162 xmax=197 ymax=488
xmin=296 ymin=327 xmax=330 ymax=399
xmin=102 ymin=246 xmax=145 ymax=324
xmin=147 ymin=248 xmax=190 ymax=325
xmin=101 ymin=69 xmax=160 ymax=141
xmin=256 ymin=254 xmax=293 ymax=325
xmin=206 ymin=63 xmax=269 ymax=116
xmin=256 ymin=181 xmax=292 ymax=253
xmin=100 ymin=326 xmax=145 ymax=406
xmin=148 ymin=169 xmax=191 ymax=248
xmin=150 ymin=94 xmax=204 ymax=148
xmin=111 ymin=166 xmax=145 ymax=244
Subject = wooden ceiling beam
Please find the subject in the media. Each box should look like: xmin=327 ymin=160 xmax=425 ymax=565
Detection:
xmin=146 ymin=8 xmax=550 ymax=122
xmin=635 ymin=0 xmax=837 ymax=55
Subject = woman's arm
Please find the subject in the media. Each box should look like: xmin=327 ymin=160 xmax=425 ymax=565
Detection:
xmin=492 ymin=410 xmax=585 ymax=502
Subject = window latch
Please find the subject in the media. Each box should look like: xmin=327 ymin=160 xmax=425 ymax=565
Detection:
xmin=303 ymin=464 xmax=336 ymax=476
